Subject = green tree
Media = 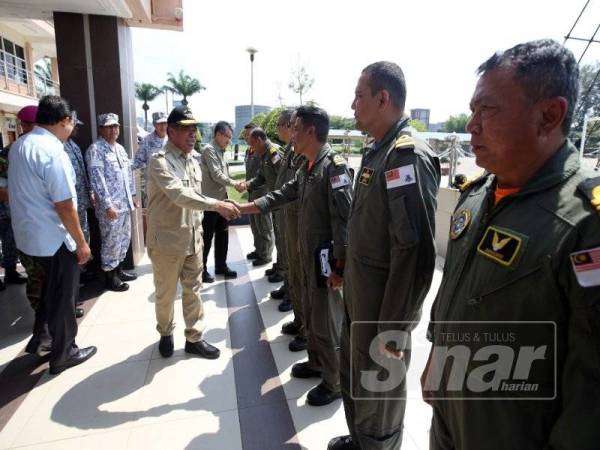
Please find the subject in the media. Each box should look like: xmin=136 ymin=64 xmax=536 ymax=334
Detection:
xmin=442 ymin=113 xmax=470 ymax=133
xmin=409 ymin=119 xmax=428 ymax=132
xmin=135 ymin=82 xmax=161 ymax=130
xmin=166 ymin=70 xmax=205 ymax=106
xmin=288 ymin=65 xmax=314 ymax=105
xmin=248 ymin=107 xmax=286 ymax=143
xmin=330 ymin=115 xmax=355 ymax=130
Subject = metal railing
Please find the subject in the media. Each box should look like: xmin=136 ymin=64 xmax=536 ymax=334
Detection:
xmin=0 ymin=50 xmax=59 ymax=98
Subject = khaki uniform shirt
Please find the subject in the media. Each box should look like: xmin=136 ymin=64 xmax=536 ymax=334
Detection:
xmin=146 ymin=141 xmax=218 ymax=256
xmin=199 ymin=140 xmax=235 ymax=200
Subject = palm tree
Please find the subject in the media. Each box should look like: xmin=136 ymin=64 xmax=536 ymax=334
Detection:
xmin=166 ymin=70 xmax=205 ymax=106
xmin=135 ymin=82 xmax=161 ymax=130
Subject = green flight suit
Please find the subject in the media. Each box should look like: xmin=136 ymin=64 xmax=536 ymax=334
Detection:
xmin=341 ymin=118 xmax=440 ymax=449
xmin=427 ymin=141 xmax=600 ymax=450
xmin=255 ymin=144 xmax=352 ymax=390
xmin=245 ymin=147 xmax=274 ymax=260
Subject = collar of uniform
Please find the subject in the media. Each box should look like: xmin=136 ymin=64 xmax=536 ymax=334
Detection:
xmin=165 ymin=140 xmax=191 ymax=160
xmin=99 ymin=136 xmax=117 ymax=150
xmin=210 ymin=139 xmax=225 ymax=152
xmin=373 ymin=116 xmax=411 ymax=152
xmin=501 ymin=140 xmax=579 ymax=197
xmin=312 ymin=143 xmax=331 ymax=167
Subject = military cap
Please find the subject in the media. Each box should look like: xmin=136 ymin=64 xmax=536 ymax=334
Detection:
xmin=98 ymin=113 xmax=119 ymax=127
xmin=167 ymin=105 xmax=199 ymax=126
xmin=152 ymin=112 xmax=167 ymax=123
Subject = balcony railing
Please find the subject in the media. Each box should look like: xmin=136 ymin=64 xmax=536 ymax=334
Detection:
xmin=0 ymin=52 xmax=60 ymax=99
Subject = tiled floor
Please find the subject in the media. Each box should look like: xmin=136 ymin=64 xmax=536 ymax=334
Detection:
xmin=0 ymin=226 xmax=440 ymax=449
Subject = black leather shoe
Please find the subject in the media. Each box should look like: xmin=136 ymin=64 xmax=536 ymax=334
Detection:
xmin=202 ymin=271 xmax=215 ymax=283
xmin=291 ymin=361 xmax=321 ymax=379
xmin=159 ymin=335 xmax=174 ymax=357
xmin=281 ymin=320 xmax=300 ymax=335
xmin=76 ymin=307 xmax=84 ymax=318
xmin=328 ymin=435 xmax=357 ymax=450
xmin=265 ymin=266 xmax=276 ymax=276
xmin=268 ymin=273 xmax=284 ymax=283
xmin=270 ymin=285 xmax=286 ymax=300
xmin=215 ymin=266 xmax=237 ymax=278
xmin=252 ymin=258 xmax=272 ymax=267
xmin=278 ymin=299 xmax=293 ymax=312
xmin=307 ymin=381 xmax=342 ymax=406
xmin=185 ymin=340 xmax=220 ymax=359
xmin=49 ymin=346 xmax=97 ymax=375
xmin=4 ymin=265 xmax=27 ymax=284
xmin=246 ymin=251 xmax=258 ymax=260
xmin=106 ymin=269 xmax=129 ymax=292
xmin=289 ymin=335 xmax=307 ymax=352
xmin=117 ymin=265 xmax=137 ymax=281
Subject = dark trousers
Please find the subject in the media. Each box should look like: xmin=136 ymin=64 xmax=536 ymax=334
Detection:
xmin=202 ymin=211 xmax=229 ymax=271
xmin=28 ymin=244 xmax=80 ymax=367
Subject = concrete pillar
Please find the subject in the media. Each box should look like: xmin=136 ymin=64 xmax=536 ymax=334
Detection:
xmin=24 ymin=42 xmax=34 ymax=97
xmin=50 ymin=57 xmax=59 ymax=84
xmin=53 ymin=12 xmax=144 ymax=270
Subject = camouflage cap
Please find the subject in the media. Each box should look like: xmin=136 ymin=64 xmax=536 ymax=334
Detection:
xmin=98 ymin=113 xmax=119 ymax=127
xmin=152 ymin=112 xmax=167 ymax=123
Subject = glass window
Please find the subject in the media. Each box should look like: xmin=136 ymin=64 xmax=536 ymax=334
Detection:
xmin=3 ymin=39 xmax=14 ymax=55
xmin=15 ymin=44 xmax=24 ymax=59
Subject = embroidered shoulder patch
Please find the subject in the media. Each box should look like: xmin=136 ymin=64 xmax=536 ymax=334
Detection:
xmin=385 ymin=165 xmax=415 ymax=189
xmin=332 ymin=154 xmax=346 ymax=167
xmin=578 ymin=177 xmax=600 ymax=214
xmin=570 ymin=247 xmax=600 ymax=287
xmin=394 ymin=134 xmax=415 ymax=150
xmin=330 ymin=173 xmax=351 ymax=189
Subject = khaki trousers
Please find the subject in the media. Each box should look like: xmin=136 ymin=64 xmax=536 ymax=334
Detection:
xmin=148 ymin=249 xmax=205 ymax=342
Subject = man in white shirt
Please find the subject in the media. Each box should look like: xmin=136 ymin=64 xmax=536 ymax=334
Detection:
xmin=9 ymin=95 xmax=96 ymax=375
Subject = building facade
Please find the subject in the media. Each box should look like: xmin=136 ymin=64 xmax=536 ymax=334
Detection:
xmin=233 ymin=104 xmax=271 ymax=143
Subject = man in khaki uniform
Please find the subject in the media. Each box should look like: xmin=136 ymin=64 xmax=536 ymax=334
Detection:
xmin=147 ymin=106 xmax=240 ymax=359
xmin=239 ymin=106 xmax=352 ymax=407
xmin=199 ymin=121 xmax=244 ymax=283
xmin=243 ymin=124 xmax=275 ymax=265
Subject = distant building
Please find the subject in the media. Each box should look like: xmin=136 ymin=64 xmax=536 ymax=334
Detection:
xmin=429 ymin=122 xmax=445 ymax=132
xmin=234 ymin=104 xmax=271 ymax=143
xmin=410 ymin=108 xmax=430 ymax=129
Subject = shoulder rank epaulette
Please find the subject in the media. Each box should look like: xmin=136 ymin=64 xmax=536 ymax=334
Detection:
xmin=394 ymin=134 xmax=416 ymax=150
xmin=269 ymin=145 xmax=279 ymax=154
xmin=458 ymin=172 xmax=487 ymax=193
xmin=331 ymin=154 xmax=347 ymax=167
xmin=578 ymin=176 xmax=600 ymax=213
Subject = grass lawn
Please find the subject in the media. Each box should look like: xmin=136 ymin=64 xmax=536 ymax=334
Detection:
xmin=227 ymin=171 xmax=248 ymax=204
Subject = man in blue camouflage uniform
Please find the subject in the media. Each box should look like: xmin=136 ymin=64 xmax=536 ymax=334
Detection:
xmin=64 ymin=117 xmax=93 ymax=243
xmin=132 ymin=112 xmax=168 ymax=206
xmin=86 ymin=113 xmax=137 ymax=292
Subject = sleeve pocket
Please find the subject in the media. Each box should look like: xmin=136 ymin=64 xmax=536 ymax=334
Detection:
xmin=389 ymin=194 xmax=418 ymax=249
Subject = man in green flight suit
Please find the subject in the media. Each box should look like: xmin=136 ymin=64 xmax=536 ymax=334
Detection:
xmin=239 ymin=105 xmax=353 ymax=406
xmin=422 ymin=39 xmax=600 ymax=450
xmin=329 ymin=61 xmax=441 ymax=450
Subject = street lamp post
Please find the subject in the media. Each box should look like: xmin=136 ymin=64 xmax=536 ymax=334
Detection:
xmin=246 ymin=47 xmax=258 ymax=119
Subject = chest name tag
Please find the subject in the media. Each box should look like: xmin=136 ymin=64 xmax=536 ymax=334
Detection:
xmin=385 ymin=164 xmax=415 ymax=189
xmin=477 ymin=226 xmax=523 ymax=267
xmin=330 ymin=173 xmax=351 ymax=189
xmin=570 ymin=247 xmax=600 ymax=287
xmin=358 ymin=167 xmax=374 ymax=186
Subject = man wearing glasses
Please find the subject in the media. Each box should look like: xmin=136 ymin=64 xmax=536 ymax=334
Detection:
xmin=198 ymin=121 xmax=243 ymax=283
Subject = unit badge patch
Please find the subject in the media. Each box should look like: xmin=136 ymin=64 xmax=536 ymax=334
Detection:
xmin=385 ymin=164 xmax=416 ymax=189
xmin=330 ymin=173 xmax=351 ymax=189
xmin=449 ymin=209 xmax=471 ymax=240
xmin=570 ymin=247 xmax=600 ymax=287
xmin=477 ymin=226 xmax=524 ymax=267
xmin=358 ymin=167 xmax=374 ymax=186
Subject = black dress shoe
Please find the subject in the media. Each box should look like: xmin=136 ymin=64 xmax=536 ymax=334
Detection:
xmin=185 ymin=340 xmax=220 ymax=359
xmin=117 ymin=265 xmax=137 ymax=281
xmin=106 ymin=269 xmax=129 ymax=292
xmin=278 ymin=299 xmax=293 ymax=312
xmin=76 ymin=307 xmax=84 ymax=318
xmin=215 ymin=266 xmax=237 ymax=278
xmin=268 ymin=273 xmax=284 ymax=283
xmin=265 ymin=266 xmax=276 ymax=276
xmin=252 ymin=258 xmax=272 ymax=267
xmin=246 ymin=251 xmax=258 ymax=260
xmin=202 ymin=271 xmax=215 ymax=283
xmin=270 ymin=285 xmax=286 ymax=300
xmin=307 ymin=381 xmax=342 ymax=406
xmin=159 ymin=335 xmax=174 ymax=357
xmin=49 ymin=346 xmax=97 ymax=375
xmin=281 ymin=320 xmax=301 ymax=335
xmin=328 ymin=435 xmax=357 ymax=450
xmin=291 ymin=361 xmax=321 ymax=379
xmin=289 ymin=335 xmax=307 ymax=352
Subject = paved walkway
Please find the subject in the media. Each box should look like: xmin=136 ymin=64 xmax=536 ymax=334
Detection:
xmin=0 ymin=226 xmax=440 ymax=449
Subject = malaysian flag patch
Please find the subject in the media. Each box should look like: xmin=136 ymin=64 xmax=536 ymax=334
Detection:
xmin=330 ymin=173 xmax=351 ymax=189
xmin=570 ymin=247 xmax=600 ymax=287
xmin=385 ymin=164 xmax=416 ymax=189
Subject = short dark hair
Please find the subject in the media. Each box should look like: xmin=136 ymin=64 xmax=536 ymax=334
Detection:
xmin=244 ymin=122 xmax=257 ymax=130
xmin=296 ymin=105 xmax=329 ymax=143
xmin=250 ymin=128 xmax=267 ymax=141
xmin=214 ymin=121 xmax=232 ymax=136
xmin=362 ymin=61 xmax=407 ymax=111
xmin=277 ymin=109 xmax=294 ymax=126
xmin=477 ymin=39 xmax=579 ymax=134
xmin=36 ymin=95 xmax=73 ymax=125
